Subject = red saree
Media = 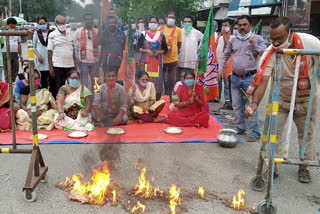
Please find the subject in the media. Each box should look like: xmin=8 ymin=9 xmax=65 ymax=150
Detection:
xmin=167 ymin=84 xmax=209 ymax=128
xmin=0 ymin=82 xmax=12 ymax=131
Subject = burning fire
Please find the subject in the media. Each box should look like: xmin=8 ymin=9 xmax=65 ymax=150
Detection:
xmin=131 ymin=201 xmax=145 ymax=213
xmin=134 ymin=167 xmax=163 ymax=198
xmin=112 ymin=190 xmax=118 ymax=206
xmin=58 ymin=161 xmax=116 ymax=205
xmin=168 ymin=184 xmax=181 ymax=214
xmin=94 ymin=77 xmax=100 ymax=94
xmin=232 ymin=189 xmax=245 ymax=210
xmin=198 ymin=185 xmax=207 ymax=199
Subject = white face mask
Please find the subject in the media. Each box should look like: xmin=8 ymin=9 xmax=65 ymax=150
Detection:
xmin=167 ymin=18 xmax=175 ymax=26
xmin=149 ymin=23 xmax=158 ymax=31
xmin=56 ymin=24 xmax=66 ymax=32
xmin=223 ymin=26 xmax=230 ymax=32
xmin=233 ymin=29 xmax=239 ymax=36
xmin=272 ymin=31 xmax=292 ymax=49
xmin=237 ymin=31 xmax=252 ymax=40
xmin=131 ymin=23 xmax=136 ymax=30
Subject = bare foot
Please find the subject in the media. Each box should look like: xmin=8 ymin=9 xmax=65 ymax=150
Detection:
xmin=195 ymin=123 xmax=200 ymax=128
xmin=138 ymin=119 xmax=144 ymax=124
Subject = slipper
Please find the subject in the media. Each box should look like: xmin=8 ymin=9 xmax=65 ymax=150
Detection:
xmin=298 ymin=168 xmax=311 ymax=183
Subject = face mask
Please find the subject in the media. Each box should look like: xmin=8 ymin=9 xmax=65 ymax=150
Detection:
xmin=56 ymin=24 xmax=66 ymax=32
xmin=70 ymin=22 xmax=77 ymax=30
xmin=237 ymin=31 xmax=252 ymax=41
xmin=138 ymin=23 xmax=145 ymax=31
xmin=233 ymin=29 xmax=239 ymax=36
xmin=35 ymin=79 xmax=41 ymax=86
xmin=224 ymin=26 xmax=230 ymax=32
xmin=148 ymin=23 xmax=158 ymax=31
xmin=184 ymin=23 xmax=192 ymax=35
xmin=140 ymin=81 xmax=148 ymax=87
xmin=106 ymin=80 xmax=116 ymax=87
xmin=167 ymin=18 xmax=175 ymax=26
xmin=69 ymin=79 xmax=81 ymax=88
xmin=131 ymin=24 xmax=136 ymax=30
xmin=272 ymin=31 xmax=292 ymax=49
xmin=39 ymin=24 xmax=47 ymax=31
xmin=185 ymin=79 xmax=195 ymax=87
xmin=22 ymin=65 xmax=27 ymax=71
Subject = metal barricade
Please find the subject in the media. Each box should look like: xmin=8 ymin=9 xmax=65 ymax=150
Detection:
xmin=0 ymin=30 xmax=48 ymax=202
xmin=249 ymin=49 xmax=320 ymax=214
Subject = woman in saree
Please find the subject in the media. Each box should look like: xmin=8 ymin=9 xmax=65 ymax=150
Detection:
xmin=128 ymin=71 xmax=165 ymax=123
xmin=16 ymin=71 xmax=57 ymax=131
xmin=166 ymin=72 xmax=209 ymax=128
xmin=54 ymin=70 xmax=95 ymax=131
xmin=138 ymin=16 xmax=168 ymax=101
xmin=0 ymin=81 xmax=19 ymax=131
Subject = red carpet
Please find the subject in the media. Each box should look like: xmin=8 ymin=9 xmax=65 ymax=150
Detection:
xmin=0 ymin=97 xmax=226 ymax=145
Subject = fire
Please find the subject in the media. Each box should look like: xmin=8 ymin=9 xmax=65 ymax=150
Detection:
xmin=169 ymin=184 xmax=181 ymax=214
xmin=112 ymin=190 xmax=118 ymax=206
xmin=198 ymin=185 xmax=207 ymax=199
xmin=56 ymin=177 xmax=75 ymax=191
xmin=232 ymin=189 xmax=245 ymax=210
xmin=131 ymin=201 xmax=145 ymax=213
xmin=94 ymin=77 xmax=100 ymax=94
xmin=134 ymin=167 xmax=163 ymax=198
xmin=59 ymin=161 xmax=113 ymax=205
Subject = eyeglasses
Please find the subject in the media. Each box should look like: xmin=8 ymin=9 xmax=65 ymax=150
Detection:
xmin=87 ymin=31 xmax=91 ymax=40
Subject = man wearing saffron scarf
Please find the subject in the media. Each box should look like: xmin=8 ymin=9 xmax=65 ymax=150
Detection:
xmin=73 ymin=13 xmax=99 ymax=92
xmin=246 ymin=17 xmax=319 ymax=183
xmin=217 ymin=15 xmax=267 ymax=142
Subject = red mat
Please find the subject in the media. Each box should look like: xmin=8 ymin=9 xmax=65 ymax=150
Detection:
xmin=0 ymin=97 xmax=226 ymax=145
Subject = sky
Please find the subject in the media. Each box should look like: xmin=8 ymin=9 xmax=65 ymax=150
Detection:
xmin=75 ymin=0 xmax=93 ymax=7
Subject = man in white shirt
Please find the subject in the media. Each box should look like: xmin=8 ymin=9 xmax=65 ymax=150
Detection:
xmin=178 ymin=15 xmax=203 ymax=81
xmin=1 ymin=18 xmax=23 ymax=83
xmin=216 ymin=18 xmax=234 ymax=109
xmin=48 ymin=15 xmax=75 ymax=94
xmin=73 ymin=13 xmax=99 ymax=92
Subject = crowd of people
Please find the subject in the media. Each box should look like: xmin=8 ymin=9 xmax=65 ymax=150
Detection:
xmin=0 ymin=9 xmax=319 ymax=183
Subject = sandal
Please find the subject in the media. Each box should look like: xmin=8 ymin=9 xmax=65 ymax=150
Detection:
xmin=298 ymin=168 xmax=311 ymax=183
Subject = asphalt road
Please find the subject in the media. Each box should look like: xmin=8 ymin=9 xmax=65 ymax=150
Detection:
xmin=0 ymin=42 xmax=319 ymax=214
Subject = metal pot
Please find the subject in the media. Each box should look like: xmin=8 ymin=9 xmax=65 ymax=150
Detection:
xmin=217 ymin=129 xmax=239 ymax=148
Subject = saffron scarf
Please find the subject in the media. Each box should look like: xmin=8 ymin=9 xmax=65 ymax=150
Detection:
xmin=80 ymin=27 xmax=98 ymax=60
xmin=247 ymin=33 xmax=310 ymax=97
xmin=216 ymin=30 xmax=233 ymax=77
xmin=159 ymin=25 xmax=176 ymax=54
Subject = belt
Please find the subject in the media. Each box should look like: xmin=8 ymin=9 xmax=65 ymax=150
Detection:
xmin=233 ymin=70 xmax=257 ymax=78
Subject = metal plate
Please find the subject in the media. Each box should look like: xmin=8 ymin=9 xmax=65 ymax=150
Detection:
xmin=29 ymin=134 xmax=48 ymax=140
xmin=164 ymin=127 xmax=184 ymax=134
xmin=68 ymin=131 xmax=88 ymax=138
xmin=105 ymin=128 xmax=126 ymax=135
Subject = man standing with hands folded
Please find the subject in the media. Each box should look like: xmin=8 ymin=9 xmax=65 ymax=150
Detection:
xmin=217 ymin=15 xmax=266 ymax=142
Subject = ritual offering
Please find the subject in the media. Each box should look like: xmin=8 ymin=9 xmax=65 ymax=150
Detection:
xmin=171 ymin=94 xmax=180 ymax=104
xmin=105 ymin=128 xmax=125 ymax=135
xmin=68 ymin=131 xmax=88 ymax=138
xmin=217 ymin=129 xmax=238 ymax=148
xmin=164 ymin=127 xmax=183 ymax=134
xmin=29 ymin=134 xmax=48 ymax=140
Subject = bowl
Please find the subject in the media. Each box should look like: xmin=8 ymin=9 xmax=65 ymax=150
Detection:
xmin=217 ymin=129 xmax=239 ymax=148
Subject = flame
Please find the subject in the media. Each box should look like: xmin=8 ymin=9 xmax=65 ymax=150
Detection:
xmin=134 ymin=167 xmax=163 ymax=198
xmin=232 ymin=189 xmax=245 ymax=210
xmin=169 ymin=184 xmax=181 ymax=214
xmin=112 ymin=190 xmax=118 ymax=206
xmin=94 ymin=77 xmax=100 ymax=94
xmin=57 ymin=177 xmax=75 ymax=191
xmin=131 ymin=201 xmax=145 ymax=213
xmin=198 ymin=185 xmax=207 ymax=199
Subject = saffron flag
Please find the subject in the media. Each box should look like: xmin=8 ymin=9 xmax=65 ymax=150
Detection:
xmin=197 ymin=4 xmax=219 ymax=101
xmin=101 ymin=0 xmax=110 ymax=21
xmin=117 ymin=17 xmax=136 ymax=92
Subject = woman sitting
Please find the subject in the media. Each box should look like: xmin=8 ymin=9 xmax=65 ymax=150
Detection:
xmin=14 ymin=66 xmax=31 ymax=105
xmin=0 ymin=81 xmax=19 ymax=132
xmin=16 ymin=71 xmax=57 ymax=131
xmin=166 ymin=72 xmax=209 ymax=128
xmin=128 ymin=71 xmax=165 ymax=123
xmin=54 ymin=70 xmax=95 ymax=131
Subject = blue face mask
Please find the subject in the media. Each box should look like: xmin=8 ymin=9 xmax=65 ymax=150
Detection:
xmin=39 ymin=24 xmax=48 ymax=31
xmin=69 ymin=79 xmax=81 ymax=88
xmin=185 ymin=79 xmax=195 ymax=87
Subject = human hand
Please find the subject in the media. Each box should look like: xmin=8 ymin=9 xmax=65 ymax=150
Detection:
xmin=49 ymin=67 xmax=55 ymax=78
xmin=147 ymin=50 xmax=154 ymax=57
xmin=19 ymin=56 xmax=24 ymax=63
xmin=80 ymin=110 xmax=89 ymax=118
xmin=57 ymin=112 xmax=65 ymax=121
xmin=143 ymin=104 xmax=149 ymax=113
xmin=217 ymin=70 xmax=224 ymax=82
xmin=189 ymin=96 xmax=194 ymax=104
xmin=249 ymin=37 xmax=255 ymax=47
xmin=37 ymin=54 xmax=44 ymax=64
xmin=192 ymin=90 xmax=196 ymax=97
xmin=113 ymin=114 xmax=122 ymax=126
xmin=245 ymin=103 xmax=258 ymax=117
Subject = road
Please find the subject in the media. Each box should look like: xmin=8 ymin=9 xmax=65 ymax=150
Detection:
xmin=0 ymin=42 xmax=319 ymax=214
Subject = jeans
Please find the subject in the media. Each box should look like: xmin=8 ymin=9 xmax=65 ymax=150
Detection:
xmin=79 ymin=62 xmax=99 ymax=91
xmin=231 ymin=74 xmax=260 ymax=138
xmin=0 ymin=66 xmax=3 ymax=81
xmin=219 ymin=75 xmax=232 ymax=102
